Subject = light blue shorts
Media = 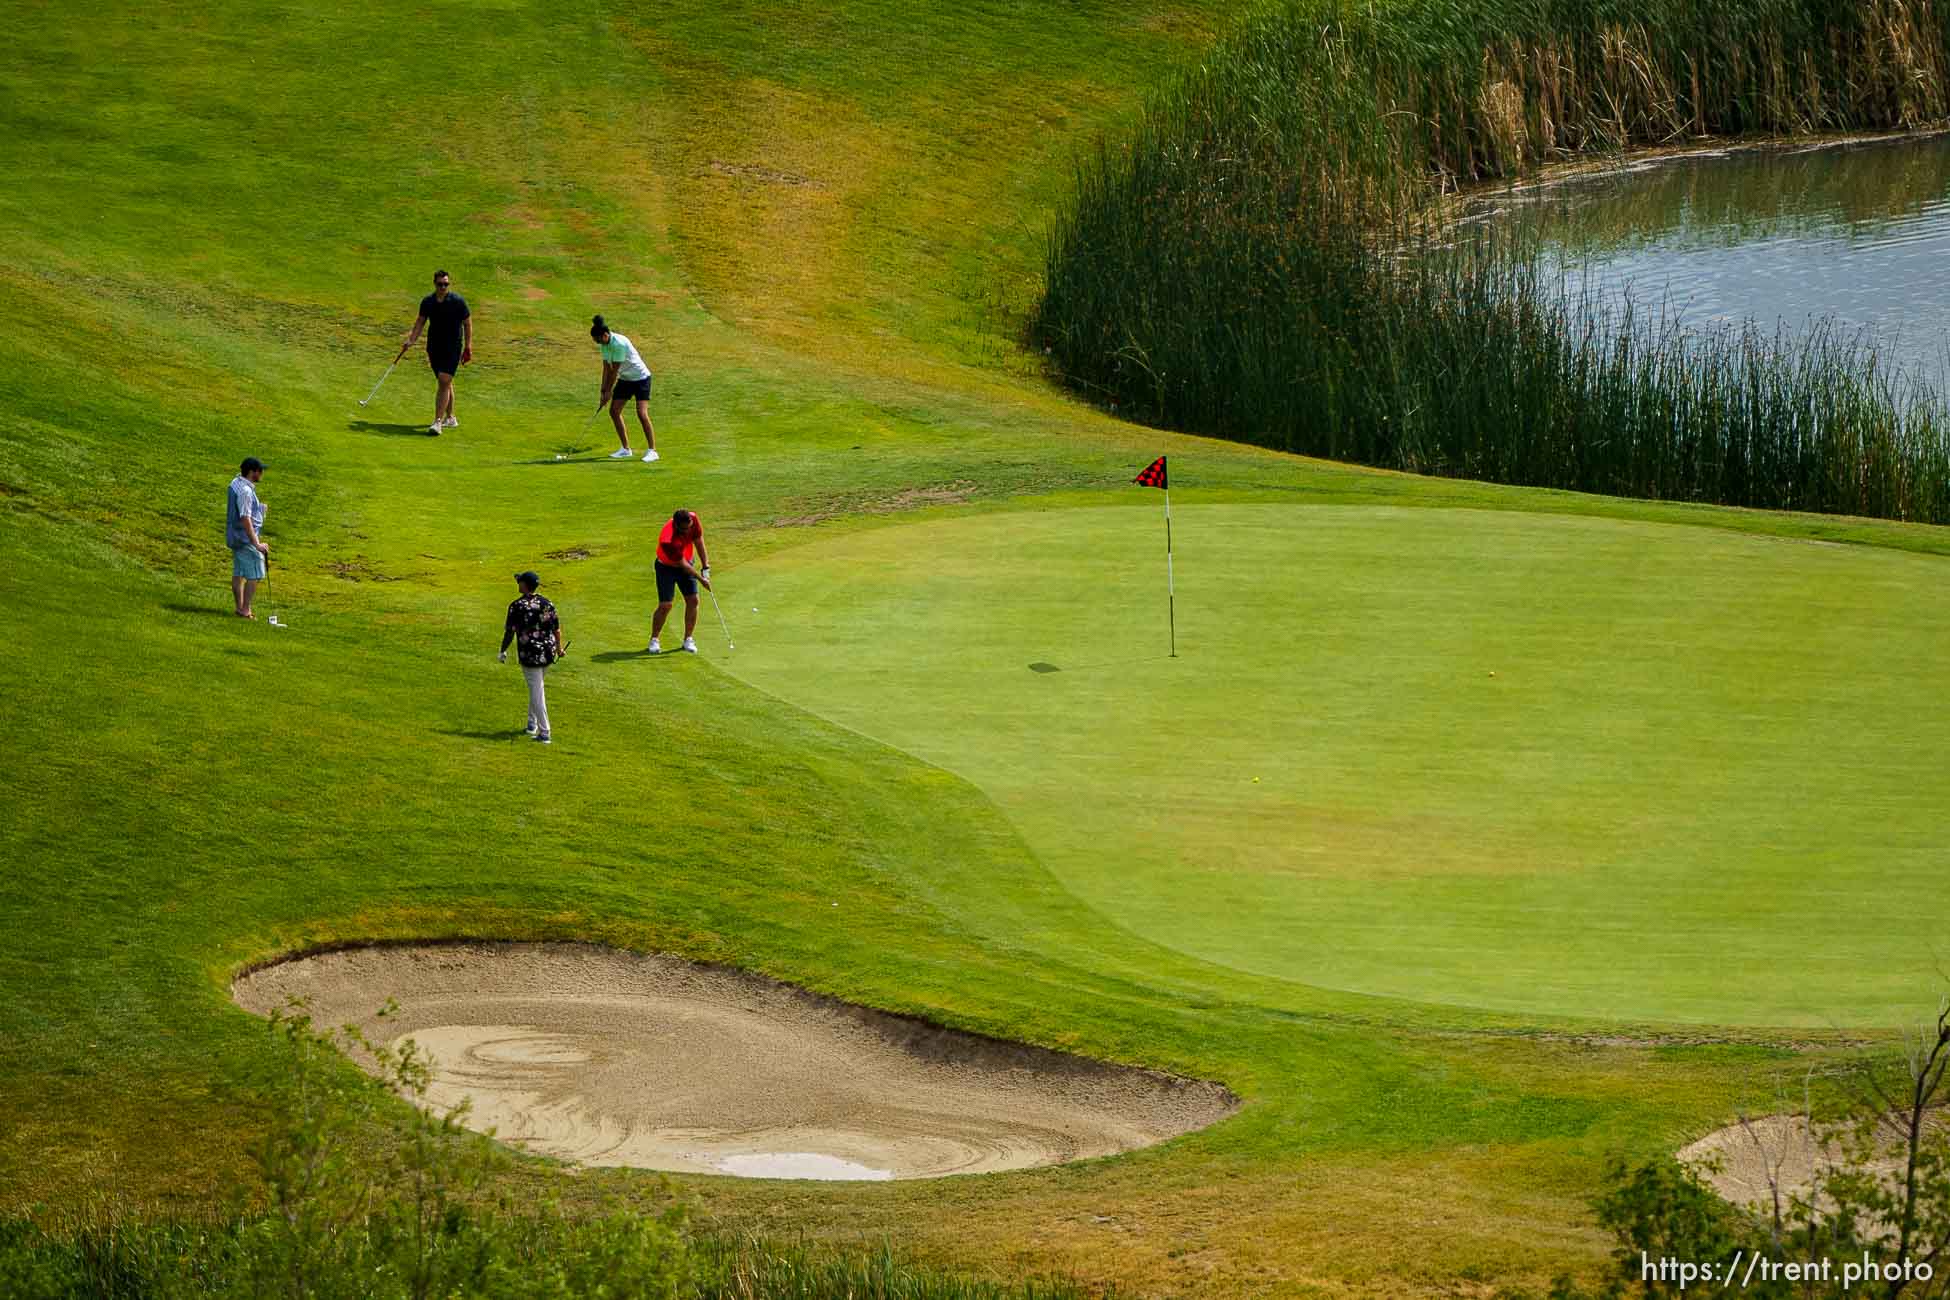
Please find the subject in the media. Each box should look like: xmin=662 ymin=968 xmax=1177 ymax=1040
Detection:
xmin=232 ymin=547 xmax=266 ymax=580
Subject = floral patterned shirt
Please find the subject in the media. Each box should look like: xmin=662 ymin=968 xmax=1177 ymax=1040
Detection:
xmin=505 ymin=593 xmax=559 ymax=668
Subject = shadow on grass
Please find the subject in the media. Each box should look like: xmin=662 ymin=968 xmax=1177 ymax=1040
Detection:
xmin=437 ymin=727 xmax=534 ymax=742
xmin=1027 ymin=655 xmax=1179 ymax=673
xmin=164 ymin=603 xmax=232 ymax=617
xmin=512 ymin=448 xmax=617 ymax=466
xmin=347 ymin=420 xmax=435 ymax=437
xmin=588 ymin=649 xmax=673 ymax=664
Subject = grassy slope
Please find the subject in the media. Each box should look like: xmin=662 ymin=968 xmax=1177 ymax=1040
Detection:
xmin=1 ymin=1 xmax=1945 ymax=1295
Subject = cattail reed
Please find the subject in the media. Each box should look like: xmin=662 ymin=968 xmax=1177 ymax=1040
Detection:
xmin=1034 ymin=0 xmax=1950 ymax=523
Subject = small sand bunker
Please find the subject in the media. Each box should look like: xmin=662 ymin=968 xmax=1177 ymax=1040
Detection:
xmin=1681 ymin=1115 xmax=1832 ymax=1210
xmin=233 ymin=943 xmax=1236 ymax=1181
xmin=1680 ymin=1111 xmax=1944 ymax=1212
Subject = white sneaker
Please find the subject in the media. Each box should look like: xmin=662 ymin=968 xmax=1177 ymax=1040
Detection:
xmin=681 ymin=637 xmax=697 ymax=654
xmin=647 ymin=638 xmax=661 ymax=654
xmin=442 ymin=415 xmax=458 ymax=429
xmin=642 ymin=449 xmax=660 ymax=463
xmin=524 ymin=723 xmax=538 ymax=737
xmin=536 ymin=732 xmax=551 ymax=745
xmin=427 ymin=423 xmax=442 ymax=436
xmin=608 ymin=448 xmax=634 ymax=459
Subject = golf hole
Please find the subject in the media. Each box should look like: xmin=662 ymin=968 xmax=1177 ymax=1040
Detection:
xmin=232 ymin=942 xmax=1238 ymax=1180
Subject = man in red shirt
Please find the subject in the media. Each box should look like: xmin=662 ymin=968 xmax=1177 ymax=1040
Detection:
xmin=649 ymin=508 xmax=712 ymax=654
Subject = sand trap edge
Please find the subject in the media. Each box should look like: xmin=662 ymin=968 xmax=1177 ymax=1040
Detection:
xmin=230 ymin=939 xmax=1242 ymax=1180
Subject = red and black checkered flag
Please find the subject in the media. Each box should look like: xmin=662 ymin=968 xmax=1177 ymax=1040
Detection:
xmin=1131 ymin=456 xmax=1176 ymax=656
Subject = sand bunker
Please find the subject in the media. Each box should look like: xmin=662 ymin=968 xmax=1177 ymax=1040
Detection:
xmin=232 ymin=943 xmax=1236 ymax=1181
xmin=1681 ymin=1115 xmax=1833 ymax=1211
xmin=1680 ymin=1111 xmax=1944 ymax=1212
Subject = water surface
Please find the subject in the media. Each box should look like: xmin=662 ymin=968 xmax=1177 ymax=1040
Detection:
xmin=1468 ymin=134 xmax=1950 ymax=388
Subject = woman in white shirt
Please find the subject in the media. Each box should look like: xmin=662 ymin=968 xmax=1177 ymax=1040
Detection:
xmin=590 ymin=315 xmax=659 ymax=463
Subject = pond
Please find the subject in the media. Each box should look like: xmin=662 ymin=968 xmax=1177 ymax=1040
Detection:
xmin=1465 ymin=133 xmax=1950 ymax=391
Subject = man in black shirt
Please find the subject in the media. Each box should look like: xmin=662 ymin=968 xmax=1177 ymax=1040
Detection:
xmin=397 ymin=269 xmax=472 ymax=435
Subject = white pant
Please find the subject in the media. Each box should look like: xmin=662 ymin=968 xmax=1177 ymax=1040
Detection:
xmin=523 ymin=665 xmax=551 ymax=737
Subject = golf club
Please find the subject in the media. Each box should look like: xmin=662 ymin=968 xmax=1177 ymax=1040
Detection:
xmin=575 ymin=396 xmax=612 ymax=456
xmin=262 ymin=551 xmax=280 ymax=626
xmin=705 ymin=582 xmax=734 ymax=650
xmin=358 ymin=352 xmax=404 ymax=407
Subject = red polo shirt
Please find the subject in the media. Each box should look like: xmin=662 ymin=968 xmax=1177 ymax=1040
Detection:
xmin=656 ymin=516 xmax=702 ymax=567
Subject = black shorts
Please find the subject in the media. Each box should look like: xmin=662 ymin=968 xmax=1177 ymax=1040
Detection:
xmin=611 ymin=375 xmax=652 ymax=403
xmin=428 ymin=345 xmax=461 ymax=376
xmin=654 ymin=561 xmax=697 ymax=603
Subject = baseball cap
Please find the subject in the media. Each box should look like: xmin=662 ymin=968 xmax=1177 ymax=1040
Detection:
xmin=240 ymin=456 xmax=265 ymax=474
xmin=514 ymin=570 xmax=541 ymax=586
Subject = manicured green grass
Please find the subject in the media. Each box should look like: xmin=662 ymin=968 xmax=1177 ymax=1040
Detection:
xmin=3 ymin=0 xmax=1949 ymax=1295
xmin=730 ymin=503 xmax=1950 ymax=1025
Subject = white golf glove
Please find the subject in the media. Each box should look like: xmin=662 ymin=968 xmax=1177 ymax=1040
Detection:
xmin=701 ymin=567 xmax=711 ymax=580
xmin=497 ymin=651 xmax=507 ymax=663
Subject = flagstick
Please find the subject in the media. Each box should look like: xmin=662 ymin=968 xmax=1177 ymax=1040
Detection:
xmin=1164 ymin=484 xmax=1176 ymax=658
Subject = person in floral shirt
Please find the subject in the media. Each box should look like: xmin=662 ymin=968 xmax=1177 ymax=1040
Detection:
xmin=499 ymin=571 xmax=563 ymax=745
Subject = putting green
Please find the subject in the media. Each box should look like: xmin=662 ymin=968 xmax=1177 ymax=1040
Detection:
xmin=728 ymin=502 xmax=1950 ymax=1027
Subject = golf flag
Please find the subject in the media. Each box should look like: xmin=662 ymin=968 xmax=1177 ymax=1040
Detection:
xmin=1133 ymin=456 xmax=1175 ymax=657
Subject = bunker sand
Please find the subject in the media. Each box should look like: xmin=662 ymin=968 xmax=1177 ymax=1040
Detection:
xmin=1681 ymin=1111 xmax=1947 ymax=1212
xmin=233 ymin=943 xmax=1236 ymax=1180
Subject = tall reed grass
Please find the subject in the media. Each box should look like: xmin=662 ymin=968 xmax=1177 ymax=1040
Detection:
xmin=0 ymin=1214 xmax=1098 ymax=1300
xmin=1034 ymin=0 xmax=1950 ymax=522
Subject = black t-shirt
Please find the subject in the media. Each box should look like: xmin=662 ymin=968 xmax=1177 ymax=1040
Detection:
xmin=418 ymin=292 xmax=470 ymax=350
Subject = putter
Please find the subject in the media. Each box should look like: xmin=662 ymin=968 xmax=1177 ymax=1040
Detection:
xmin=359 ymin=354 xmax=403 ymax=407
xmin=705 ymin=583 xmax=734 ymax=650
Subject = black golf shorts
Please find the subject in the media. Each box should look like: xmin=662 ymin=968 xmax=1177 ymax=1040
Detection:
xmin=428 ymin=345 xmax=461 ymax=376
xmin=612 ymin=375 xmax=652 ymax=403
xmin=654 ymin=561 xmax=697 ymax=603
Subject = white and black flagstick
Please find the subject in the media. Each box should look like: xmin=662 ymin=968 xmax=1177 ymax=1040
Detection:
xmin=1164 ymin=481 xmax=1176 ymax=658
xmin=1134 ymin=455 xmax=1175 ymax=657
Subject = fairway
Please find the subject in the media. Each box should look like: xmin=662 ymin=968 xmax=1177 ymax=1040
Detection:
xmin=730 ymin=503 xmax=1950 ymax=1026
